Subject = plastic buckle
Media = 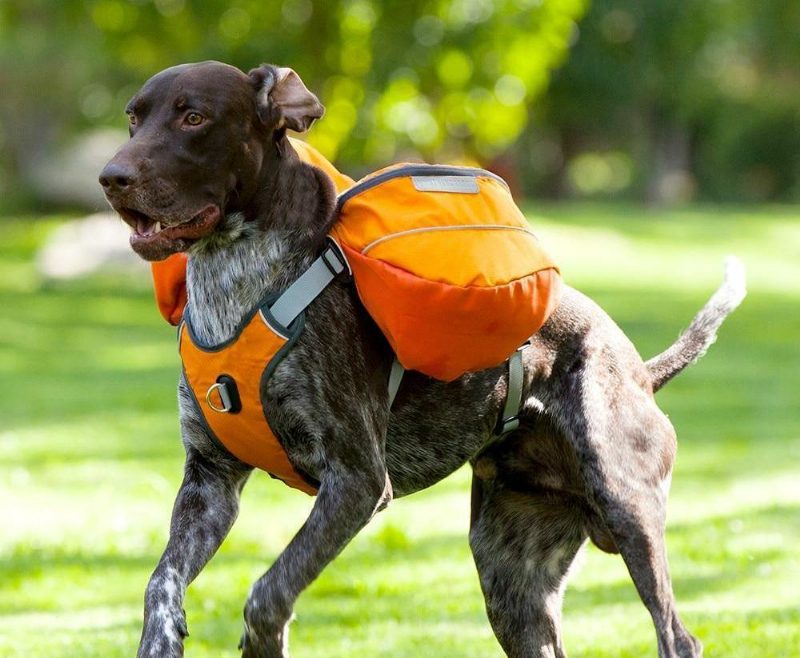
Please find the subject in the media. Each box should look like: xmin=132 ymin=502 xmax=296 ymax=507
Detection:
xmin=494 ymin=343 xmax=529 ymax=436
xmin=498 ymin=415 xmax=520 ymax=435
xmin=322 ymin=238 xmax=351 ymax=278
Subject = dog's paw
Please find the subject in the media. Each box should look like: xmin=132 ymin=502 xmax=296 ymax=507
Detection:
xmin=137 ymin=607 xmax=188 ymax=658
xmin=239 ymin=619 xmax=292 ymax=658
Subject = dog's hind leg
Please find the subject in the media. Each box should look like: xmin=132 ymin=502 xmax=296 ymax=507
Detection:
xmin=470 ymin=474 xmax=587 ymax=658
xmin=138 ymin=442 xmax=252 ymax=658
xmin=548 ymin=376 xmax=702 ymax=658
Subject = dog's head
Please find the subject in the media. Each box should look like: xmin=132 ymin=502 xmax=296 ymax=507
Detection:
xmin=99 ymin=61 xmax=324 ymax=261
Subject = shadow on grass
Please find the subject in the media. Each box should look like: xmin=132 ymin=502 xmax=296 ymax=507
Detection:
xmin=567 ymin=510 xmax=797 ymax=610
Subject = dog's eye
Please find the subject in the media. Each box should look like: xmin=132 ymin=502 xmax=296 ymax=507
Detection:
xmin=127 ymin=113 xmax=137 ymax=127
xmin=184 ymin=112 xmax=205 ymax=127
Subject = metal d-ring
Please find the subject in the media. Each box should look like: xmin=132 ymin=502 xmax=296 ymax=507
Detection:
xmin=205 ymin=382 xmax=232 ymax=413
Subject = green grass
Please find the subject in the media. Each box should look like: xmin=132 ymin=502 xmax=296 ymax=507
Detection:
xmin=1 ymin=204 xmax=798 ymax=657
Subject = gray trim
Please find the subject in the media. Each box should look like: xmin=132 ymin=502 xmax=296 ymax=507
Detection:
xmin=261 ymin=310 xmax=306 ymax=382
xmin=184 ymin=299 xmax=269 ymax=352
xmin=258 ymin=312 xmax=321 ymax=491
xmin=412 ymin=175 xmax=479 ymax=194
xmin=336 ymin=164 xmax=508 ymax=210
xmin=259 ymin=308 xmax=292 ymax=341
xmin=176 ymin=319 xmax=185 ymax=352
xmin=183 ymin=290 xmax=305 ymax=353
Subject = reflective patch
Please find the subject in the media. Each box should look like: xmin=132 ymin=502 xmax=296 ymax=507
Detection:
xmin=412 ymin=175 xmax=479 ymax=194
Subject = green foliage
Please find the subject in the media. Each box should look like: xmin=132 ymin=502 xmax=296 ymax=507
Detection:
xmin=1 ymin=206 xmax=799 ymax=656
xmin=540 ymin=0 xmax=800 ymax=201
xmin=3 ymin=1 xmax=799 ymax=203
xmin=0 ymin=0 xmax=587 ymax=189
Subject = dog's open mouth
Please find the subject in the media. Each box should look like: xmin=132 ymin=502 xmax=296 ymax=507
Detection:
xmin=120 ymin=205 xmax=222 ymax=256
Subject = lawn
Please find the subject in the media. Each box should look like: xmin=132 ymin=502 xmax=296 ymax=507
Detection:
xmin=1 ymin=204 xmax=798 ymax=657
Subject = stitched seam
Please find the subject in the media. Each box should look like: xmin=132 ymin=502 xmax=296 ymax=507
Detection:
xmin=361 ymin=224 xmax=538 ymax=255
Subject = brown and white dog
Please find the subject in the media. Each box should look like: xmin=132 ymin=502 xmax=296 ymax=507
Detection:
xmin=99 ymin=61 xmax=745 ymax=658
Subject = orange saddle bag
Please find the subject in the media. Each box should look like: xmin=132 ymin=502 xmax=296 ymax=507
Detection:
xmin=330 ymin=164 xmax=560 ymax=381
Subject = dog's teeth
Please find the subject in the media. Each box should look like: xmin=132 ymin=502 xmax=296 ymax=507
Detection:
xmin=154 ymin=221 xmax=162 ymax=233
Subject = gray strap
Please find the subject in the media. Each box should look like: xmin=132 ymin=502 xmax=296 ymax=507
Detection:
xmin=498 ymin=347 xmax=525 ymax=435
xmin=269 ymin=243 xmax=348 ymax=328
xmin=387 ymin=358 xmax=405 ymax=408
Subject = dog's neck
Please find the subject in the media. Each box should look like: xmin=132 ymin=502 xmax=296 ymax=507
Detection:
xmin=185 ymin=144 xmax=335 ymax=345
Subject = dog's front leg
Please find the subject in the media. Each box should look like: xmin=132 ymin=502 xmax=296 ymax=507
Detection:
xmin=138 ymin=445 xmax=251 ymax=658
xmin=240 ymin=448 xmax=392 ymax=658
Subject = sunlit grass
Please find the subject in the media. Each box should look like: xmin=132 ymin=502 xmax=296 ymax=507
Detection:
xmin=1 ymin=205 xmax=798 ymax=657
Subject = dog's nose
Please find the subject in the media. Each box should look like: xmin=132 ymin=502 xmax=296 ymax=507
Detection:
xmin=99 ymin=161 xmax=137 ymax=193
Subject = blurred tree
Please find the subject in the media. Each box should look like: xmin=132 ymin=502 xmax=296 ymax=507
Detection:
xmin=2 ymin=0 xmax=798 ymax=206
xmin=537 ymin=0 xmax=800 ymax=202
xmin=0 ymin=0 xmax=587 ymax=205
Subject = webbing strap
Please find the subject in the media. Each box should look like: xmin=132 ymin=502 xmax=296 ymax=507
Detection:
xmin=498 ymin=347 xmax=525 ymax=435
xmin=266 ymin=241 xmax=405 ymax=410
xmin=269 ymin=242 xmax=348 ymax=328
xmin=387 ymin=358 xmax=405 ymax=408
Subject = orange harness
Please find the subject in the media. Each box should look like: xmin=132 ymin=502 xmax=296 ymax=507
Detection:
xmin=169 ymin=144 xmax=559 ymax=494
xmin=174 ymin=140 xmax=355 ymax=495
xmin=179 ymin=235 xmax=349 ymax=495
xmin=179 ymin=276 xmax=339 ymax=496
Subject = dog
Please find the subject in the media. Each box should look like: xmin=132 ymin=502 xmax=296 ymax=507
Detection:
xmin=99 ymin=61 xmax=745 ymax=658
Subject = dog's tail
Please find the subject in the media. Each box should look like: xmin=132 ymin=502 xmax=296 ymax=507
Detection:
xmin=646 ymin=256 xmax=746 ymax=392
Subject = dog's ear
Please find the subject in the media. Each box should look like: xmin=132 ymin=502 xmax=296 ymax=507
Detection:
xmin=249 ymin=65 xmax=324 ymax=133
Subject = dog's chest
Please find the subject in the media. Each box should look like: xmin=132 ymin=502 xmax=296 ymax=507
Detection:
xmin=186 ymin=264 xmax=278 ymax=346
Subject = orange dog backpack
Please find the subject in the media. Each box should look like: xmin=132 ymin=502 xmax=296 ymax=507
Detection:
xmin=152 ymin=143 xmax=560 ymax=381
xmin=330 ymin=164 xmax=560 ymax=380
